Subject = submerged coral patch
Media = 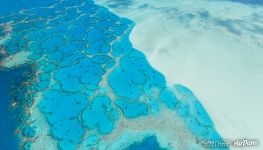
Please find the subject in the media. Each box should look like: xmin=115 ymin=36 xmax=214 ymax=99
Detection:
xmin=115 ymin=99 xmax=148 ymax=118
xmin=82 ymin=95 xmax=119 ymax=134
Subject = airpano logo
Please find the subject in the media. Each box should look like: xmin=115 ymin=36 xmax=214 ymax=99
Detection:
xmin=199 ymin=138 xmax=260 ymax=148
xmin=232 ymin=139 xmax=260 ymax=147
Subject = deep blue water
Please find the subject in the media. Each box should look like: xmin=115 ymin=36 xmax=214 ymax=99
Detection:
xmin=127 ymin=136 xmax=164 ymax=150
xmin=0 ymin=67 xmax=29 ymax=150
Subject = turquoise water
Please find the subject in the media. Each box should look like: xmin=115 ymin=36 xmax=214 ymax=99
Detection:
xmin=0 ymin=0 xmax=227 ymax=149
xmin=0 ymin=26 xmax=5 ymax=37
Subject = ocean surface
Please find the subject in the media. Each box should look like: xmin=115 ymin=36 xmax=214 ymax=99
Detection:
xmin=0 ymin=67 xmax=25 ymax=150
xmin=2 ymin=0 xmax=254 ymax=149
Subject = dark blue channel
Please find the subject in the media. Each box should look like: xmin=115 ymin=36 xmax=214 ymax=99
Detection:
xmin=127 ymin=136 xmax=165 ymax=150
xmin=0 ymin=66 xmax=29 ymax=150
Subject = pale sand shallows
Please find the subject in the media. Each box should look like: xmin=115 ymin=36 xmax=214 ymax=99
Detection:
xmin=29 ymin=93 xmax=58 ymax=150
xmin=0 ymin=22 xmax=12 ymax=45
xmin=0 ymin=50 xmax=32 ymax=68
xmin=100 ymin=105 xmax=203 ymax=150
xmin=95 ymin=0 xmax=263 ymax=149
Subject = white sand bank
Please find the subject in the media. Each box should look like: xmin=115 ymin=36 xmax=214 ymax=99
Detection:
xmin=0 ymin=51 xmax=32 ymax=68
xmin=95 ymin=0 xmax=263 ymax=149
xmin=103 ymin=106 xmax=202 ymax=150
